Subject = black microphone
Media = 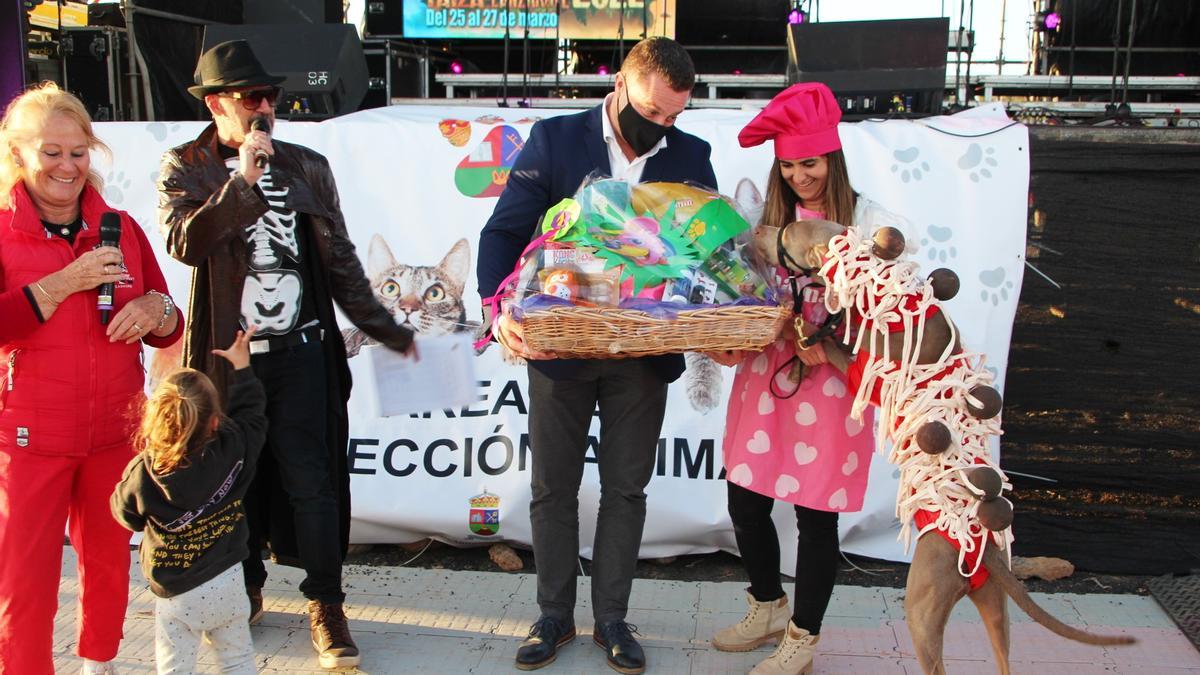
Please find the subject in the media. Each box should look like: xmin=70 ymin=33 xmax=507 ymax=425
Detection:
xmin=249 ymin=115 xmax=271 ymax=169
xmin=97 ymin=212 xmax=121 ymax=325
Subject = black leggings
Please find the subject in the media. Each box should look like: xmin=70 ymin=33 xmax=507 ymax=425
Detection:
xmin=727 ymin=481 xmax=840 ymax=635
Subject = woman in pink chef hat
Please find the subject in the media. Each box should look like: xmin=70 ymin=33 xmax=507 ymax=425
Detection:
xmin=707 ymin=82 xmax=907 ymax=675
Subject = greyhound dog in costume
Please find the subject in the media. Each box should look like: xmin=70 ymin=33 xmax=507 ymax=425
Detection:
xmin=753 ymin=219 xmax=1135 ymax=675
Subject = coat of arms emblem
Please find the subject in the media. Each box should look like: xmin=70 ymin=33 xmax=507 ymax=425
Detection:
xmin=468 ymin=490 xmax=500 ymax=536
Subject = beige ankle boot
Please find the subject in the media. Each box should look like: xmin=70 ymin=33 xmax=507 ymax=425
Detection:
xmin=749 ymin=622 xmax=819 ymax=675
xmin=712 ymin=591 xmax=791 ymax=652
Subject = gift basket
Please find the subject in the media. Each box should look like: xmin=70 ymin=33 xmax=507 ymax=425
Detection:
xmin=489 ymin=177 xmax=790 ymax=358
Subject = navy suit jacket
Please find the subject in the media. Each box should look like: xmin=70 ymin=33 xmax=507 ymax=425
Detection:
xmin=477 ymin=104 xmax=719 ymax=382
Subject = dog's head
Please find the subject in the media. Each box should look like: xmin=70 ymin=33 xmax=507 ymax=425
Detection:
xmin=751 ymin=219 xmax=845 ymax=275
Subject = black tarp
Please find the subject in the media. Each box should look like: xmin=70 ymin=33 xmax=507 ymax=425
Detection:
xmin=130 ymin=0 xmax=242 ymax=121
xmin=1046 ymin=0 xmax=1200 ymax=76
xmin=1004 ymin=129 xmax=1200 ymax=574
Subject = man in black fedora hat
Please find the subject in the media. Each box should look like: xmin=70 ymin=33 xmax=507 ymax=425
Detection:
xmin=156 ymin=38 xmax=416 ymax=670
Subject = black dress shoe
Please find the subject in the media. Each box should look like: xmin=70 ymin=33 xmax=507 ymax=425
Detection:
xmin=593 ymin=621 xmax=645 ymax=675
xmin=515 ymin=616 xmax=576 ymax=671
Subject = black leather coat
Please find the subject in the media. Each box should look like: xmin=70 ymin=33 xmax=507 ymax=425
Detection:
xmin=157 ymin=123 xmax=412 ymax=565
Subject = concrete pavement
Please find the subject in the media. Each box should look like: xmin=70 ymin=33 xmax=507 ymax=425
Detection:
xmin=52 ymin=547 xmax=1200 ymax=674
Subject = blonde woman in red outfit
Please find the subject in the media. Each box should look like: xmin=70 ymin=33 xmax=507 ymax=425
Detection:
xmin=0 ymin=83 xmax=183 ymax=674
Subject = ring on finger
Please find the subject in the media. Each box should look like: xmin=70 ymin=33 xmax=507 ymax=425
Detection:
xmin=133 ymin=323 xmax=142 ymax=332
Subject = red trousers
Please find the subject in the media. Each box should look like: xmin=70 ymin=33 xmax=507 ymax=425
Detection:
xmin=0 ymin=444 xmax=133 ymax=674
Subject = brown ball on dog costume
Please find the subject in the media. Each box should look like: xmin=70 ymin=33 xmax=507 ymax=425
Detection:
xmin=966 ymin=385 xmax=1003 ymax=419
xmin=977 ymin=496 xmax=1014 ymax=531
xmin=928 ymin=268 xmax=960 ymax=301
xmin=871 ymin=227 xmax=906 ymax=260
xmin=916 ymin=421 xmax=952 ymax=454
xmin=966 ymin=466 xmax=1004 ymax=500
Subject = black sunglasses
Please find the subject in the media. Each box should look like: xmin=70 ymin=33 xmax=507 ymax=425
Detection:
xmin=222 ymin=87 xmax=282 ymax=110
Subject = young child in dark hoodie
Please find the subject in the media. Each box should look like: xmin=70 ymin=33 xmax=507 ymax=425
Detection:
xmin=111 ymin=329 xmax=265 ymax=673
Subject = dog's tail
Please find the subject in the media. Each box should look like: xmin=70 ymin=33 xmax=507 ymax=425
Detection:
xmin=684 ymin=352 xmax=724 ymax=413
xmin=983 ymin=546 xmax=1137 ymax=646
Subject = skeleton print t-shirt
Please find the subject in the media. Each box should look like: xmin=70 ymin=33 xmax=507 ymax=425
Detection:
xmin=221 ymin=146 xmax=318 ymax=336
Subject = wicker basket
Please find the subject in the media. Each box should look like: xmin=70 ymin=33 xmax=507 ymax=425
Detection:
xmin=519 ymin=304 xmax=791 ymax=358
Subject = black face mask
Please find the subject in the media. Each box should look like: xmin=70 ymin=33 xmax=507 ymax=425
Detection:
xmin=617 ymin=89 xmax=670 ymax=156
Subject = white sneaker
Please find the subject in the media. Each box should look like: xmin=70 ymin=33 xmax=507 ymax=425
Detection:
xmin=81 ymin=659 xmax=117 ymax=675
xmin=712 ymin=591 xmax=791 ymax=652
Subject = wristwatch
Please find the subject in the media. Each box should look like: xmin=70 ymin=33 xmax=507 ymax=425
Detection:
xmin=147 ymin=290 xmax=175 ymax=331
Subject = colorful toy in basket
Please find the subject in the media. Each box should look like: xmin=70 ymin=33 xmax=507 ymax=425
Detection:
xmin=478 ymin=178 xmax=788 ymax=358
xmin=530 ymin=177 xmax=769 ymax=299
xmin=540 ymin=268 xmax=580 ymax=302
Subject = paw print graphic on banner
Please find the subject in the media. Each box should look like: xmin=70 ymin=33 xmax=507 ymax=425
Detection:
xmin=454 ymin=125 xmax=524 ymax=198
xmin=979 ymin=266 xmax=1015 ymax=305
xmin=891 ymin=147 xmax=931 ymax=183
xmin=921 ymin=224 xmax=957 ymax=263
xmin=103 ymin=170 xmax=133 ymax=205
xmin=146 ymin=121 xmax=182 ymax=143
xmin=959 ymin=143 xmax=999 ymax=182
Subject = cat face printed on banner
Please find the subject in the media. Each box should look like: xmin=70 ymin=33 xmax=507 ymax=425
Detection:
xmin=241 ymin=271 xmax=302 ymax=333
xmin=454 ymin=125 xmax=524 ymax=198
xmin=367 ymin=235 xmax=471 ymax=335
xmin=438 ymin=118 xmax=471 ymax=147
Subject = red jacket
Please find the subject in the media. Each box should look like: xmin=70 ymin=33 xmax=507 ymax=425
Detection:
xmin=0 ymin=183 xmax=183 ymax=456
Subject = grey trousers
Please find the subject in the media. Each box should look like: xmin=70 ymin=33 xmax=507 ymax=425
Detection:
xmin=526 ymin=360 xmax=669 ymax=624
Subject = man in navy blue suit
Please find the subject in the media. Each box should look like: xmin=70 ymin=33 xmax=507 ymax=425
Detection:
xmin=477 ymin=37 xmax=717 ymax=674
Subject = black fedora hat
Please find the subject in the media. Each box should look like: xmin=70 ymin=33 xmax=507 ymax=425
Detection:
xmin=188 ymin=39 xmax=286 ymax=99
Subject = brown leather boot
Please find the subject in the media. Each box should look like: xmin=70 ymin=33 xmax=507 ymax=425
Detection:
xmin=247 ymin=586 xmax=264 ymax=625
xmin=307 ymin=599 xmax=361 ymax=669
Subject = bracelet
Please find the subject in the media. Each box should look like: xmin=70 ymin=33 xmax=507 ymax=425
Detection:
xmin=146 ymin=290 xmax=175 ymax=331
xmin=32 ymin=281 xmax=59 ymax=306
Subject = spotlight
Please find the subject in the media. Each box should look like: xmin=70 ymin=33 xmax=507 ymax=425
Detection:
xmin=597 ymin=64 xmax=610 ymax=76
xmin=450 ymin=60 xmax=464 ymax=75
xmin=732 ymin=68 xmax=743 ymax=75
xmin=787 ymin=8 xmax=806 ymax=25
xmin=1035 ymin=10 xmax=1060 ymax=31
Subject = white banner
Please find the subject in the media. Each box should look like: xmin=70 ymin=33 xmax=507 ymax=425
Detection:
xmin=92 ymin=103 xmax=1027 ymax=569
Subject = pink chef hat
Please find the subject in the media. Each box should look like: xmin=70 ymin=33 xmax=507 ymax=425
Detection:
xmin=738 ymin=82 xmax=842 ymax=159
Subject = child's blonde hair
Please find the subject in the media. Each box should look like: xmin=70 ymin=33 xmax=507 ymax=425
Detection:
xmin=136 ymin=368 xmax=222 ymax=475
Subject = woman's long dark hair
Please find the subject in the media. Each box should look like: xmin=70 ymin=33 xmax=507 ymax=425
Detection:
xmin=761 ymin=149 xmax=857 ymax=228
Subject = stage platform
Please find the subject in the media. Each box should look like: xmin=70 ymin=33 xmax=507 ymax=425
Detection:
xmin=429 ymin=73 xmax=1200 ymax=121
xmin=52 ymin=547 xmax=1200 ymax=673
xmin=436 ymin=72 xmax=1200 ymax=100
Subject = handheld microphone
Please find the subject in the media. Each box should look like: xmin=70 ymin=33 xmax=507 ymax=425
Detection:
xmin=249 ymin=115 xmax=271 ymax=169
xmin=97 ymin=212 xmax=121 ymax=325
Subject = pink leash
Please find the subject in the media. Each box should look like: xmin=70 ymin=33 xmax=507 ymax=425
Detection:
xmin=474 ymin=226 xmax=564 ymax=352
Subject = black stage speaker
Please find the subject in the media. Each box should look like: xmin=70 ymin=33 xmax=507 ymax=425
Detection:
xmin=243 ymin=0 xmax=343 ymax=24
xmin=364 ymin=0 xmax=403 ymax=38
xmin=203 ymin=24 xmax=367 ymax=120
xmin=62 ymin=26 xmax=130 ymax=121
xmin=787 ymin=18 xmax=949 ymax=116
